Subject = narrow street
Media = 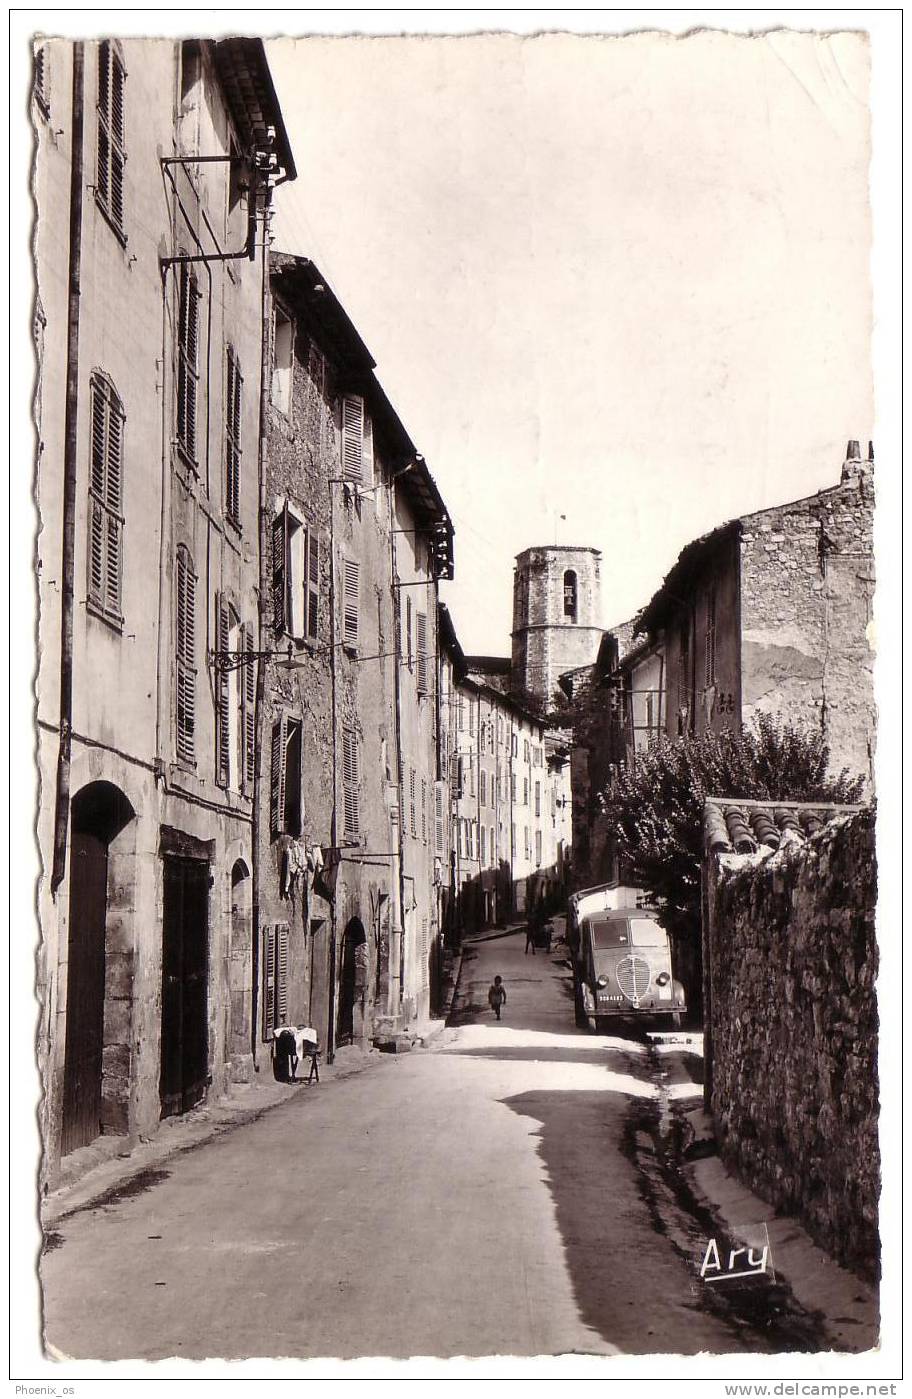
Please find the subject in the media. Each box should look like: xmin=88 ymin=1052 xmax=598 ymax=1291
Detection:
xmin=42 ymin=927 xmax=817 ymax=1361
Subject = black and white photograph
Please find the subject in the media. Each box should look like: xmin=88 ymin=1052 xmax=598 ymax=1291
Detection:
xmin=11 ymin=7 xmax=901 ymax=1388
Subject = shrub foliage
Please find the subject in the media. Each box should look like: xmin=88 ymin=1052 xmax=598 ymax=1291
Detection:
xmin=600 ymin=713 xmax=866 ymax=940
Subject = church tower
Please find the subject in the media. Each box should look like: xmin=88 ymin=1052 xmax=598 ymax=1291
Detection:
xmin=511 ymin=546 xmax=603 ymax=704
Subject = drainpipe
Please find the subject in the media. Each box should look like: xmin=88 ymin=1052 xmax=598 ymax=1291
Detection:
xmin=389 ymin=494 xmax=407 ymax=1020
xmin=250 ymin=187 xmax=274 ymax=1070
xmin=51 ymin=42 xmax=85 ymax=896
xmin=326 ymin=477 xmax=339 ymax=1064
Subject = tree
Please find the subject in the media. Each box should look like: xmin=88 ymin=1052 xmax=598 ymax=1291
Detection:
xmin=600 ymin=713 xmax=866 ymax=945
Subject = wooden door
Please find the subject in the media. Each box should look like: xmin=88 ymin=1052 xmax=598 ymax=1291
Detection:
xmin=160 ymin=854 xmax=209 ymax=1118
xmin=61 ymin=830 xmax=108 ymax=1155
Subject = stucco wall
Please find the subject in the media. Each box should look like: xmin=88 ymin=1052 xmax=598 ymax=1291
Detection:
xmin=705 ymin=809 xmax=879 ymax=1278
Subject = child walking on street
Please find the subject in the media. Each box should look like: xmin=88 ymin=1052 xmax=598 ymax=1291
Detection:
xmin=488 ymin=975 xmax=507 ymax=1021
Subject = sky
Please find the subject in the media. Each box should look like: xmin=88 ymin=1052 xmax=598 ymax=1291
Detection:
xmin=267 ymin=28 xmax=873 ymax=657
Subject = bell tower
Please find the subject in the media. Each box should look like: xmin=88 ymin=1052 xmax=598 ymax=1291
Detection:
xmin=511 ymin=545 xmax=603 ymax=704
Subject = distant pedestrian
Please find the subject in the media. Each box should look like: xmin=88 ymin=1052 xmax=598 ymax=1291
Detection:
xmin=487 ymin=976 xmax=507 ymax=1021
xmin=524 ymin=922 xmax=537 ymax=955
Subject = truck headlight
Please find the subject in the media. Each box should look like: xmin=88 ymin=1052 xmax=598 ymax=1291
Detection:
xmin=596 ymin=975 xmax=609 ymax=989
xmin=655 ymin=972 xmax=670 ymax=987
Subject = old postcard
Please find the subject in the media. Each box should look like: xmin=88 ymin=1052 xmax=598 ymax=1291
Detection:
xmin=12 ymin=9 xmax=901 ymax=1389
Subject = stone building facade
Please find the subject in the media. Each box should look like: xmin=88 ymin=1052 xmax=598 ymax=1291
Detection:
xmin=449 ymin=668 xmax=572 ymax=931
xmin=702 ymin=802 xmax=878 ymax=1280
xmin=636 ymin=443 xmax=875 ymax=786
xmin=511 ymin=545 xmax=604 ymax=706
xmin=34 ymin=38 xmax=294 ymax=1182
xmin=260 ymin=254 xmax=454 ymax=1061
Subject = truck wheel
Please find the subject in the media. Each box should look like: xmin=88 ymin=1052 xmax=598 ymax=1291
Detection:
xmin=670 ymin=1012 xmax=683 ymax=1030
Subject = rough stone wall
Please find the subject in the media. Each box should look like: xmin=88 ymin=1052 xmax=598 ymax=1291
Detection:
xmin=740 ymin=461 xmax=875 ymax=787
xmin=706 ymin=809 xmax=879 ymax=1278
xmin=512 ymin=546 xmax=603 ymax=703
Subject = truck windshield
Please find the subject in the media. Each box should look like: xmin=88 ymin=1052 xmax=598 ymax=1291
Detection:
xmin=630 ymin=918 xmax=666 ymax=947
xmin=589 ymin=919 xmax=630 ymax=949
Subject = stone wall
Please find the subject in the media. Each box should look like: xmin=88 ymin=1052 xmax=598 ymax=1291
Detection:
xmin=705 ymin=808 xmax=879 ymax=1278
xmin=740 ymin=457 xmax=875 ymax=787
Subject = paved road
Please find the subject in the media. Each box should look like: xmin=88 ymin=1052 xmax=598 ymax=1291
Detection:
xmin=42 ymin=929 xmax=755 ymax=1360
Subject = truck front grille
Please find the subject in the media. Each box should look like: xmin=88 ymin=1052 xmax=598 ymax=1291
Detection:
xmin=616 ymin=955 xmax=651 ymax=1007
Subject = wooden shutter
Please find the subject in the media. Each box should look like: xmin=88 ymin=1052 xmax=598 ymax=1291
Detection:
xmin=176 ymin=547 xmax=196 ymax=763
xmin=434 ymin=781 xmax=445 ymax=857
xmin=342 ymin=557 xmax=359 ymax=646
xmin=109 ymin=48 xmax=125 ymax=228
xmin=272 ymin=506 xmax=288 ymax=635
xmin=88 ymin=376 xmax=124 ymax=618
xmin=341 ymin=395 xmax=364 ymax=482
xmin=96 ymin=42 xmax=111 ymax=211
xmin=421 ymin=779 xmax=427 ymax=844
xmin=406 ymin=597 xmax=413 ymax=670
xmin=342 ymin=729 xmax=359 ymax=837
xmin=276 ymin=923 xmax=289 ymax=1025
xmin=225 ymin=347 xmax=242 ymax=524
xmin=270 ymin=714 xmax=287 ymax=838
xmin=178 ymin=264 xmax=200 ymax=460
xmin=216 ymin=594 xmax=230 ymax=786
xmin=416 ymin=611 xmax=428 ymax=694
xmin=243 ymin=627 xmax=256 ymax=790
xmin=306 ymin=530 xmax=320 ymax=641
xmin=263 ymin=925 xmax=275 ymax=1039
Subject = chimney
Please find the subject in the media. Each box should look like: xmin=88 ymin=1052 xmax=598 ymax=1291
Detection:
xmin=841 ymin=437 xmax=873 ymax=486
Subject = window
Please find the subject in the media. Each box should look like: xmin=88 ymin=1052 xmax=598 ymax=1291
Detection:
xmin=523 ymin=739 xmax=530 ymax=763
xmin=271 ymin=505 xmax=320 ymax=642
xmin=705 ymin=587 xmax=717 ymax=687
xmin=96 ymin=41 xmax=126 ymax=236
xmin=224 ymin=347 xmax=242 ymax=526
xmin=510 ymin=772 xmax=517 ymax=801
xmin=535 ymin=781 xmax=541 ymax=817
xmin=535 ymin=830 xmax=542 ymax=866
xmin=175 ymin=545 xmax=196 ymax=764
xmin=563 ymin=570 xmax=578 ymax=621
xmin=523 ymin=777 xmax=529 ymax=806
xmin=262 ymin=922 xmax=290 ymax=1039
xmin=342 ymin=729 xmax=360 ymax=838
xmin=421 ymin=779 xmax=427 ymax=844
xmin=341 ymin=394 xmax=374 ymax=486
xmin=524 ymin=827 xmax=531 ymax=861
xmin=479 ymin=825 xmax=487 ymax=866
xmin=342 ymin=556 xmax=360 ymax=647
xmin=272 ymin=307 xmax=294 ymax=415
xmin=176 ymin=261 xmax=201 ymax=464
xmin=479 ymin=724 xmax=487 ymax=757
xmin=458 ymin=693 xmax=465 ymax=731
xmin=490 ymin=826 xmax=495 ymax=865
xmin=511 ymin=823 xmax=516 ymax=858
xmin=450 ymin=753 xmax=463 ymax=800
xmin=416 ymin=611 xmax=429 ymax=694
xmin=270 ymin=715 xmax=303 ymax=838
xmin=480 ymin=770 xmax=487 ymax=807
xmin=87 ymin=373 xmax=124 ymax=625
xmin=405 ymin=596 xmax=413 ymax=670
xmin=33 ymin=43 xmax=50 ymax=115
xmin=511 ymin=732 xmax=518 ymax=758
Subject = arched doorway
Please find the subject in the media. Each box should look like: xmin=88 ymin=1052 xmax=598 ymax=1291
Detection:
xmin=228 ymin=860 xmax=252 ymax=1077
xmin=61 ymin=781 xmax=134 ymax=1156
xmin=337 ymin=918 xmax=367 ymax=1047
